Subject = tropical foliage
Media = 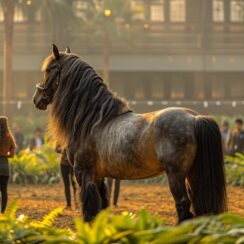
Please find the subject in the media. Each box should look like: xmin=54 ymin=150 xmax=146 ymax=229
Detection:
xmin=225 ymin=153 xmax=244 ymax=187
xmin=1 ymin=202 xmax=244 ymax=244
xmin=9 ymin=147 xmax=60 ymax=185
xmin=76 ymin=0 xmax=140 ymax=84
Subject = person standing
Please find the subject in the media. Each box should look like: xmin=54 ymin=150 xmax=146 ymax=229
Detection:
xmin=107 ymin=178 xmax=121 ymax=208
xmin=0 ymin=116 xmax=16 ymax=213
xmin=13 ymin=125 xmax=24 ymax=154
xmin=56 ymin=146 xmax=77 ymax=210
xmin=220 ymin=120 xmax=230 ymax=155
xmin=29 ymin=127 xmax=44 ymax=151
xmin=227 ymin=118 xmax=244 ymax=156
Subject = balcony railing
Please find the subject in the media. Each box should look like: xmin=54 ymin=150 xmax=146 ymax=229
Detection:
xmin=1 ymin=24 xmax=244 ymax=54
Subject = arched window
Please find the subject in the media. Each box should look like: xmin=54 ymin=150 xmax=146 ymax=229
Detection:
xmin=73 ymin=0 xmax=88 ymax=18
xmin=35 ymin=8 xmax=42 ymax=22
xmin=131 ymin=0 xmax=145 ymax=20
xmin=0 ymin=7 xmax=4 ymax=22
xmin=14 ymin=6 xmax=27 ymax=22
xmin=170 ymin=0 xmax=186 ymax=22
xmin=212 ymin=0 xmax=225 ymax=22
xmin=150 ymin=0 xmax=164 ymax=22
xmin=0 ymin=5 xmax=27 ymax=22
xmin=230 ymin=0 xmax=244 ymax=22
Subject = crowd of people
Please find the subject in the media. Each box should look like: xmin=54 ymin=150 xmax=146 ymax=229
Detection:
xmin=0 ymin=115 xmax=243 ymax=214
xmin=220 ymin=118 xmax=244 ymax=156
xmin=14 ymin=126 xmax=44 ymax=153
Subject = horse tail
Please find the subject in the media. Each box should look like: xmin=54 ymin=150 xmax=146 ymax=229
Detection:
xmin=187 ymin=115 xmax=227 ymax=216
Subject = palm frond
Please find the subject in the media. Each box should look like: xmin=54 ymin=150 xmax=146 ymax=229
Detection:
xmin=31 ymin=208 xmax=62 ymax=229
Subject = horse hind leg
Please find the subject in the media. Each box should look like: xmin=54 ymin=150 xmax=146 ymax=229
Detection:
xmin=166 ymin=170 xmax=193 ymax=223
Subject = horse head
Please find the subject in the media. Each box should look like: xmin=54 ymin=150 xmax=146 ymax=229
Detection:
xmin=33 ymin=44 xmax=71 ymax=110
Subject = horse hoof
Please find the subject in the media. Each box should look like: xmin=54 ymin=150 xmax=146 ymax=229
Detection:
xmin=178 ymin=212 xmax=194 ymax=224
xmin=84 ymin=214 xmax=95 ymax=223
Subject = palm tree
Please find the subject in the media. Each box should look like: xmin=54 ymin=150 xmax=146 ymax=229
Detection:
xmin=79 ymin=0 xmax=137 ymax=85
xmin=0 ymin=0 xmax=75 ymax=119
xmin=0 ymin=0 xmax=15 ymax=119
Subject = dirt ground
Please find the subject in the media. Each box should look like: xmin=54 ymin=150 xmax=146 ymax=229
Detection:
xmin=9 ymin=183 xmax=244 ymax=229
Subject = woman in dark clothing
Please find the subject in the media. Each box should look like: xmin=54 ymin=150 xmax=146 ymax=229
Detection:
xmin=0 ymin=116 xmax=16 ymax=213
xmin=56 ymin=146 xmax=77 ymax=209
xmin=107 ymin=178 xmax=121 ymax=207
xmin=13 ymin=125 xmax=24 ymax=154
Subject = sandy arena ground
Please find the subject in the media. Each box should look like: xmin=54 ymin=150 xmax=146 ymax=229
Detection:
xmin=9 ymin=183 xmax=244 ymax=229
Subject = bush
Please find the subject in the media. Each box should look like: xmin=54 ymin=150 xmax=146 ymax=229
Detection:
xmin=9 ymin=147 xmax=60 ymax=185
xmin=1 ymin=202 xmax=244 ymax=244
xmin=225 ymin=153 xmax=244 ymax=187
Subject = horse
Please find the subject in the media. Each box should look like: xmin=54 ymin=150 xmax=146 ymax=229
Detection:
xmin=33 ymin=44 xmax=227 ymax=223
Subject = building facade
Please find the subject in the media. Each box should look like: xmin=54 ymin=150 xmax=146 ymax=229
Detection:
xmin=0 ymin=0 xmax=244 ymax=115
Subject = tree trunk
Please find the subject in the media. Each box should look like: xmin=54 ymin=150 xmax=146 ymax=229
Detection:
xmin=102 ymin=31 xmax=110 ymax=85
xmin=2 ymin=0 xmax=15 ymax=120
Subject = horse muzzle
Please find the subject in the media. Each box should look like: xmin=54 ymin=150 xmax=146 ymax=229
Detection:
xmin=33 ymin=95 xmax=48 ymax=111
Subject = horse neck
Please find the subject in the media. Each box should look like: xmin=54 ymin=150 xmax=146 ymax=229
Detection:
xmin=51 ymin=79 xmax=130 ymax=146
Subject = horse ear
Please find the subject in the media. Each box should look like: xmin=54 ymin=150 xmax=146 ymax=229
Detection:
xmin=52 ymin=44 xmax=60 ymax=60
xmin=65 ymin=46 xmax=71 ymax=53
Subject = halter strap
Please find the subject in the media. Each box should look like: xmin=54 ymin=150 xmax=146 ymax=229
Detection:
xmin=36 ymin=61 xmax=61 ymax=102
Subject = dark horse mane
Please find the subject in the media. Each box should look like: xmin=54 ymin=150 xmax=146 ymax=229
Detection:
xmin=48 ymin=54 xmax=130 ymax=147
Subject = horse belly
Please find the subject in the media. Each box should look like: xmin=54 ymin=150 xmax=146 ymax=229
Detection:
xmin=97 ymin=112 xmax=164 ymax=180
xmin=107 ymin=160 xmax=164 ymax=180
xmin=101 ymin=144 xmax=164 ymax=180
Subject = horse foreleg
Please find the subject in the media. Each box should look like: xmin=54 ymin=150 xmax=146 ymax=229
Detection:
xmin=75 ymin=167 xmax=102 ymax=222
xmin=98 ymin=178 xmax=110 ymax=209
xmin=167 ymin=172 xmax=193 ymax=224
